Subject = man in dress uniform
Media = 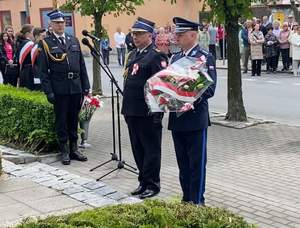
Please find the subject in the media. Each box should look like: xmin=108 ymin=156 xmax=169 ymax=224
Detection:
xmin=37 ymin=10 xmax=90 ymax=165
xmin=169 ymin=17 xmax=217 ymax=205
xmin=121 ymin=17 xmax=168 ymax=199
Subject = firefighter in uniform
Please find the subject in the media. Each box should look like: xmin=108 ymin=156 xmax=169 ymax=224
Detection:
xmin=169 ymin=17 xmax=217 ymax=205
xmin=122 ymin=17 xmax=168 ymax=199
xmin=37 ymin=10 xmax=90 ymax=165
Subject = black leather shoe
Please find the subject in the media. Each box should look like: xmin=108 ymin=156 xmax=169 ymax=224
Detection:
xmin=60 ymin=143 xmax=70 ymax=165
xmin=69 ymin=141 xmax=87 ymax=161
xmin=139 ymin=189 xmax=159 ymax=199
xmin=70 ymin=151 xmax=88 ymax=161
xmin=131 ymin=186 xmax=146 ymax=196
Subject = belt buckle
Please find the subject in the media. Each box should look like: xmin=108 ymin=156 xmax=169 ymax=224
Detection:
xmin=67 ymin=72 xmax=74 ymax=79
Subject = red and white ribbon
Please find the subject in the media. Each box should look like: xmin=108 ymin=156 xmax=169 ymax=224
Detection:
xmin=19 ymin=40 xmax=34 ymax=66
xmin=31 ymin=44 xmax=39 ymax=66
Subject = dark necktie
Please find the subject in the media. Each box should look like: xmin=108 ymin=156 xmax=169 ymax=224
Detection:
xmin=59 ymin=37 xmax=65 ymax=45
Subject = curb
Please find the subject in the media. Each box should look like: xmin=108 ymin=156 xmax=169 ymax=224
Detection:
xmin=210 ymin=112 xmax=275 ymax=129
xmin=0 ymin=145 xmax=60 ymax=165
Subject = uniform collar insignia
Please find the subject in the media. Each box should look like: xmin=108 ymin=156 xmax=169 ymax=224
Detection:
xmin=191 ymin=50 xmax=197 ymax=57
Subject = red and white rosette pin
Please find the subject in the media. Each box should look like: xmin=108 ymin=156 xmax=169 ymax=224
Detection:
xmin=161 ymin=60 xmax=167 ymax=68
xmin=132 ymin=63 xmax=139 ymax=75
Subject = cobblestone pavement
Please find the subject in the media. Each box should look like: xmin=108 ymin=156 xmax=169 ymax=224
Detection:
xmin=1 ymin=160 xmax=140 ymax=227
xmin=48 ymin=98 xmax=300 ymax=228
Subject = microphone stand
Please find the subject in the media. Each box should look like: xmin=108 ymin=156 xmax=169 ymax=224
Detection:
xmin=84 ymin=39 xmax=138 ymax=181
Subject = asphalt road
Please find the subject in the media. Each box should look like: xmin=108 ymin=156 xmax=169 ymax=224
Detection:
xmin=84 ymin=57 xmax=300 ymax=126
xmin=1 ymin=56 xmax=300 ymax=126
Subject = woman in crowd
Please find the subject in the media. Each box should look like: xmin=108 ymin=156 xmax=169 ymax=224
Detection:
xmin=289 ymin=25 xmax=300 ymax=76
xmin=198 ymin=24 xmax=210 ymax=50
xmin=155 ymin=27 xmax=170 ymax=55
xmin=278 ymin=22 xmax=290 ymax=71
xmin=0 ymin=32 xmax=17 ymax=86
xmin=272 ymin=21 xmax=281 ymax=70
xmin=168 ymin=24 xmax=181 ymax=55
xmin=15 ymin=24 xmax=35 ymax=90
xmin=217 ymin=24 xmax=226 ymax=59
xmin=289 ymin=23 xmax=298 ymax=68
xmin=4 ymin=26 xmax=15 ymax=44
xmin=264 ymin=27 xmax=279 ymax=73
xmin=249 ymin=23 xmax=265 ymax=76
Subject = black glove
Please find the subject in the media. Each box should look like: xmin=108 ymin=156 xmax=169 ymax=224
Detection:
xmin=152 ymin=112 xmax=164 ymax=124
xmin=46 ymin=93 xmax=55 ymax=104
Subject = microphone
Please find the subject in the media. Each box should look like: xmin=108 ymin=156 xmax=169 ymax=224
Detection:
xmin=82 ymin=30 xmax=101 ymax=42
xmin=82 ymin=38 xmax=100 ymax=56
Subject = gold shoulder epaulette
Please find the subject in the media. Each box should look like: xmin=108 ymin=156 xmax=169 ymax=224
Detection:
xmin=42 ymin=40 xmax=67 ymax=62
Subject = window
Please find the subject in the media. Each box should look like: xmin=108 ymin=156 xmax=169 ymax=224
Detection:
xmin=20 ymin=11 xmax=27 ymax=26
xmin=0 ymin=11 xmax=12 ymax=32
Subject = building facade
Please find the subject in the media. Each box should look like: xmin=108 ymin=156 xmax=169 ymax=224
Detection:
xmin=0 ymin=0 xmax=203 ymax=48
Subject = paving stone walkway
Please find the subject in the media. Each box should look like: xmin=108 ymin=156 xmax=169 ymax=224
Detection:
xmin=48 ymin=98 xmax=300 ymax=228
xmin=1 ymin=97 xmax=300 ymax=228
xmin=0 ymin=160 xmax=140 ymax=227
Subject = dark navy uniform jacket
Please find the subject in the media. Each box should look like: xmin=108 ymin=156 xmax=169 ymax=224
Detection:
xmin=37 ymin=33 xmax=90 ymax=95
xmin=121 ymin=44 xmax=168 ymax=116
xmin=168 ymin=45 xmax=217 ymax=131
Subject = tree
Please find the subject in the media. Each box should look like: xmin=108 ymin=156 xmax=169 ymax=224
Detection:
xmin=167 ymin=0 xmax=269 ymax=121
xmin=291 ymin=0 xmax=300 ymax=22
xmin=205 ymin=0 xmax=252 ymax=121
xmin=60 ymin=0 xmax=144 ymax=95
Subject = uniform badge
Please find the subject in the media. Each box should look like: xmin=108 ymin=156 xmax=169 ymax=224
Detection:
xmin=191 ymin=50 xmax=197 ymax=56
xmin=161 ymin=61 xmax=167 ymax=68
xmin=132 ymin=63 xmax=139 ymax=75
xmin=209 ymin=65 xmax=215 ymax=70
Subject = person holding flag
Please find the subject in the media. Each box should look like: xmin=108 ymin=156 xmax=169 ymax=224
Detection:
xmin=31 ymin=27 xmax=46 ymax=91
xmin=15 ymin=24 xmax=35 ymax=90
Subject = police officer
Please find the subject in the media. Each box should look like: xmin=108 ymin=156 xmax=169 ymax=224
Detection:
xmin=169 ymin=17 xmax=217 ymax=205
xmin=37 ymin=10 xmax=90 ymax=165
xmin=122 ymin=17 xmax=168 ymax=199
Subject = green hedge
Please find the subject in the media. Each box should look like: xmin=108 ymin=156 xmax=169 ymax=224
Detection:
xmin=17 ymin=200 xmax=256 ymax=228
xmin=0 ymin=85 xmax=58 ymax=154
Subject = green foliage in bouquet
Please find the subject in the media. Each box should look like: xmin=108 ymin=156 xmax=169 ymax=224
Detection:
xmin=17 ymin=200 xmax=256 ymax=228
xmin=0 ymin=85 xmax=58 ymax=154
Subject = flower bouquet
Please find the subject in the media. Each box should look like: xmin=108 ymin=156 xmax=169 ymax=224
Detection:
xmin=145 ymin=56 xmax=213 ymax=116
xmin=79 ymin=95 xmax=103 ymax=121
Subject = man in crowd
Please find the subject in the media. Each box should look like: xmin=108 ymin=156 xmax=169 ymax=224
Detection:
xmin=31 ymin=27 xmax=46 ymax=90
xmin=288 ymin=14 xmax=296 ymax=30
xmin=241 ymin=20 xmax=252 ymax=73
xmin=125 ymin=29 xmax=136 ymax=53
xmin=37 ymin=10 xmax=90 ymax=165
xmin=114 ymin=27 xmax=126 ymax=66
xmin=168 ymin=17 xmax=217 ymax=205
xmin=122 ymin=17 xmax=168 ymax=199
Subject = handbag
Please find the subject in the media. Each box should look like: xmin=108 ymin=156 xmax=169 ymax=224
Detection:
xmin=5 ymin=64 xmax=19 ymax=76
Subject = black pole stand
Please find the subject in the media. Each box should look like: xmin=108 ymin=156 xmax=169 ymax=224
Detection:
xmin=87 ymin=44 xmax=138 ymax=180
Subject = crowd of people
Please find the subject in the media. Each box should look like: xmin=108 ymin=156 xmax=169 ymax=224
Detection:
xmin=0 ymin=24 xmax=48 ymax=89
xmin=241 ymin=15 xmax=300 ymax=76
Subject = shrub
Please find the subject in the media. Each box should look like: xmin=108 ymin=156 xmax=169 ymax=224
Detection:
xmin=17 ymin=200 xmax=256 ymax=228
xmin=0 ymin=85 xmax=58 ymax=154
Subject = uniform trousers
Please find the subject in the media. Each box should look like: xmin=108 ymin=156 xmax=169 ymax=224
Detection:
xmin=125 ymin=116 xmax=162 ymax=191
xmin=54 ymin=94 xmax=82 ymax=144
xmin=172 ymin=129 xmax=208 ymax=204
xmin=209 ymin=44 xmax=216 ymax=60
